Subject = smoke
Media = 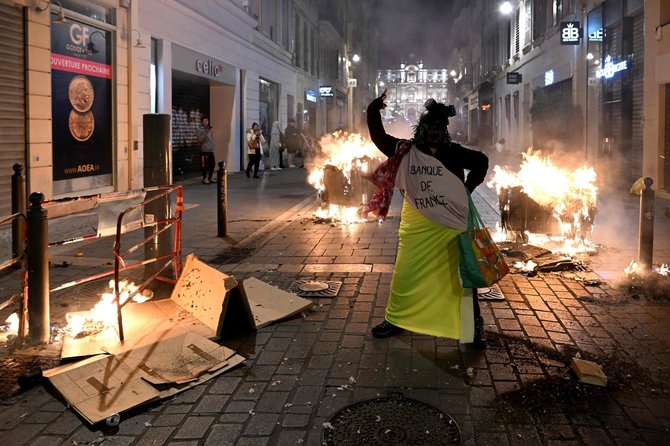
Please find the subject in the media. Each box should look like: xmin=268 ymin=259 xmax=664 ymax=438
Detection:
xmin=374 ymin=0 xmax=466 ymax=67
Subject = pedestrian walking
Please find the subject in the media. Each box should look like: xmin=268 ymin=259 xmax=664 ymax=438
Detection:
xmin=269 ymin=121 xmax=283 ymax=171
xmin=364 ymin=89 xmax=489 ymax=346
xmin=196 ymin=116 xmax=215 ymax=184
xmin=245 ymin=122 xmax=264 ymax=179
xmin=284 ymin=119 xmax=302 ymax=168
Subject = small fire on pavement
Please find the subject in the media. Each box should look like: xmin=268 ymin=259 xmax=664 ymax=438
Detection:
xmin=488 ymin=149 xmax=598 ymax=256
xmin=307 ymin=132 xmax=384 ymax=224
xmin=65 ymin=279 xmax=151 ymax=338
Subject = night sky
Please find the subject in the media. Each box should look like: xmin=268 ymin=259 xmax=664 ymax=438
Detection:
xmin=373 ymin=0 xmax=465 ymax=70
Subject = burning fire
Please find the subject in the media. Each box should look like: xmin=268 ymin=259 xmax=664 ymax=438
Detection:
xmin=488 ymin=149 xmax=598 ymax=255
xmin=65 ymin=279 xmax=151 ymax=337
xmin=625 ymin=260 xmax=670 ymax=277
xmin=307 ymin=132 xmax=384 ymax=224
xmin=3 ymin=313 xmax=19 ymax=334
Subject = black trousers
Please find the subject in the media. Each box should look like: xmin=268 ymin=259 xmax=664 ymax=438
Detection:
xmin=200 ymin=152 xmax=215 ymax=180
xmin=246 ymin=153 xmax=261 ymax=176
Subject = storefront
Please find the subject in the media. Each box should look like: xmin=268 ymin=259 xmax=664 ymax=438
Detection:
xmin=586 ymin=0 xmax=644 ymax=184
xmin=259 ymin=78 xmax=279 ymax=139
xmin=170 ymin=44 xmax=235 ymax=177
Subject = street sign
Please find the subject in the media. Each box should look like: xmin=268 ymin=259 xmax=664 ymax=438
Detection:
xmin=506 ymin=72 xmax=522 ymax=84
xmin=347 ymin=79 xmax=357 ymax=88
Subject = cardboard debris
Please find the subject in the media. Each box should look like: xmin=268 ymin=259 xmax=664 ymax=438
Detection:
xmin=61 ymin=297 xmax=217 ymax=360
xmin=571 ymin=357 xmax=608 ymax=386
xmin=50 ymin=254 xmax=312 ymax=424
xmin=45 ymin=328 xmax=244 ymax=425
xmin=238 ymin=277 xmax=313 ymax=329
xmin=171 ymin=255 xmax=313 ymax=334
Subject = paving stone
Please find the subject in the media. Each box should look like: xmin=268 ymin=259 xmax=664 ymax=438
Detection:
xmin=242 ymin=413 xmax=279 ymax=436
xmin=204 ymin=424 xmax=243 ymax=446
xmin=173 ymin=415 xmax=215 ymax=440
xmin=136 ymin=427 xmax=176 ymax=446
xmin=25 ymin=436 xmax=64 ymax=446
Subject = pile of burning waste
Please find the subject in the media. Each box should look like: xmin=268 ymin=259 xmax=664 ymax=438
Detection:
xmin=307 ymin=132 xmax=384 ymax=224
xmin=488 ymin=150 xmax=599 ymax=274
xmin=619 ymin=261 xmax=670 ymax=300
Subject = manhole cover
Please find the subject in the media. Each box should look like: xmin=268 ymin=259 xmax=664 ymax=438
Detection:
xmin=288 ymin=280 xmax=342 ymax=298
xmin=298 ymin=281 xmax=330 ymax=292
xmin=478 ymin=284 xmax=505 ymax=301
xmin=323 ymin=396 xmax=460 ymax=445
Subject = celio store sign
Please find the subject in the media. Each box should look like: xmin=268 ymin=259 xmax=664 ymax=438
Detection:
xmin=172 ymin=44 xmax=235 ymax=84
xmin=196 ymin=58 xmax=222 ymax=77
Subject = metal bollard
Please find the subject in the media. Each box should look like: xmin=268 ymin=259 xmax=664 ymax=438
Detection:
xmin=27 ymin=192 xmax=50 ymax=344
xmin=217 ymin=161 xmax=228 ymax=237
xmin=638 ymin=177 xmax=654 ymax=270
xmin=11 ymin=163 xmax=26 ymax=260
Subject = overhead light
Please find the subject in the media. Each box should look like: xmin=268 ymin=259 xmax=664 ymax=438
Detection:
xmin=131 ymin=29 xmax=147 ymax=48
xmin=499 ymin=1 xmax=513 ymax=15
xmin=351 ymin=54 xmax=360 ymax=63
xmin=36 ymin=0 xmax=69 ymax=24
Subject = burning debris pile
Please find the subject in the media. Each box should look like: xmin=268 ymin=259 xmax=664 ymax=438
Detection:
xmin=620 ymin=260 xmax=670 ymax=300
xmin=307 ymin=132 xmax=384 ymax=224
xmin=488 ymin=149 xmax=598 ymax=256
xmin=64 ymin=279 xmax=151 ymax=339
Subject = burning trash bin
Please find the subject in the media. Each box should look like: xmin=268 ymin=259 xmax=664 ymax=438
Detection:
xmin=308 ymin=132 xmax=384 ymax=223
xmin=489 ymin=150 xmax=598 ymax=252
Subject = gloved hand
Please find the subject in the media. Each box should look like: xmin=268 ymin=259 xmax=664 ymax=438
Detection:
xmin=370 ymin=89 xmax=388 ymax=110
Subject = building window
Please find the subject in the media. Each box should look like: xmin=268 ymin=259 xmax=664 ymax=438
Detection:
xmin=665 ymin=84 xmax=670 ymax=191
xmin=523 ymin=0 xmax=532 ymax=47
xmin=533 ymin=0 xmax=547 ymax=41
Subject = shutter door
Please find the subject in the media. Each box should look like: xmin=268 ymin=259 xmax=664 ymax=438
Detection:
xmin=171 ymin=71 xmax=210 ymax=177
xmin=629 ymin=13 xmax=644 ymax=180
xmin=665 ymin=85 xmax=670 ymax=192
xmin=0 ymin=2 xmax=26 ymax=216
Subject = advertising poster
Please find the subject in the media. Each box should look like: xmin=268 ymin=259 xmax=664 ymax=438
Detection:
xmin=51 ymin=15 xmax=112 ymax=188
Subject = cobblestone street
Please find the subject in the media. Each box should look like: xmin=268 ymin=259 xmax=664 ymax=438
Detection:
xmin=0 ymin=171 xmax=669 ymax=445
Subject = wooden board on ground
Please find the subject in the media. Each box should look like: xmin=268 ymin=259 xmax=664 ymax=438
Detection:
xmin=571 ymin=357 xmax=608 ymax=386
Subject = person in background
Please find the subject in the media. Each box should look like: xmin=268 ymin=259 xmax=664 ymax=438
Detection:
xmin=364 ymin=89 xmax=489 ymax=347
xmin=284 ymin=119 xmax=303 ymax=168
xmin=196 ymin=116 xmax=215 ymax=184
xmin=269 ymin=121 xmax=283 ymax=171
xmin=245 ymin=122 xmax=264 ymax=179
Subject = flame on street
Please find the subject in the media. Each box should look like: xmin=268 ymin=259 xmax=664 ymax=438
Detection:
xmin=65 ymin=279 xmax=151 ymax=337
xmin=3 ymin=313 xmax=19 ymax=334
xmin=488 ymin=149 xmax=598 ymax=255
xmin=307 ymin=132 xmax=384 ymax=224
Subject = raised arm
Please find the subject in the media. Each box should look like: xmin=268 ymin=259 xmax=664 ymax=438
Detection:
xmin=367 ymin=89 xmax=401 ymax=157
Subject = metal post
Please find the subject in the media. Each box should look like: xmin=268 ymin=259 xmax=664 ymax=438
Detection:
xmin=12 ymin=163 xmax=26 ymax=260
xmin=638 ymin=177 xmax=655 ymax=269
xmin=217 ymin=161 xmax=228 ymax=237
xmin=26 ymin=192 xmax=50 ymax=344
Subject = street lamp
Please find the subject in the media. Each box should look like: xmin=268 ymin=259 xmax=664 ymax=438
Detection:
xmin=35 ymin=0 xmax=68 ymax=24
xmin=499 ymin=1 xmax=513 ymax=15
xmin=346 ymin=53 xmax=360 ymax=132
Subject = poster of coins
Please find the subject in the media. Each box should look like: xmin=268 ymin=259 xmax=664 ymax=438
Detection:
xmin=50 ymin=15 xmax=112 ymax=189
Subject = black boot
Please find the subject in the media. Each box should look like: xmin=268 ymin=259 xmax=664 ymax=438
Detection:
xmin=372 ymin=320 xmax=403 ymax=338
